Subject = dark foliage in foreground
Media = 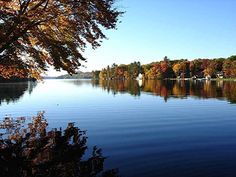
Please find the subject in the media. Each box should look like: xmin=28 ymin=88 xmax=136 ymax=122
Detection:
xmin=0 ymin=112 xmax=119 ymax=177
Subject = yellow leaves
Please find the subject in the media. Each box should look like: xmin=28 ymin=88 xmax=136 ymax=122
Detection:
xmin=29 ymin=36 xmax=38 ymax=46
xmin=0 ymin=63 xmax=43 ymax=80
xmin=38 ymin=24 xmax=48 ymax=31
xmin=0 ymin=0 xmax=20 ymax=12
xmin=172 ymin=63 xmax=181 ymax=75
xmin=0 ymin=64 xmax=26 ymax=79
xmin=28 ymin=68 xmax=43 ymax=80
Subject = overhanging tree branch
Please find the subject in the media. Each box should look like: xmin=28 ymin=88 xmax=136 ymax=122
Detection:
xmin=0 ymin=0 xmax=123 ymax=79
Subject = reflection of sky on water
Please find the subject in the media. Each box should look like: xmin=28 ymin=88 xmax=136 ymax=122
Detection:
xmin=0 ymin=79 xmax=236 ymax=177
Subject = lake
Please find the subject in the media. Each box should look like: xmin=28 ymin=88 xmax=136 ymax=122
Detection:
xmin=1 ymin=79 xmax=236 ymax=177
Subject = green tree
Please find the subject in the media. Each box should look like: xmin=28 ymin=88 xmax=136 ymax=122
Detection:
xmin=127 ymin=61 xmax=141 ymax=79
xmin=92 ymin=70 xmax=100 ymax=79
xmin=228 ymin=55 xmax=236 ymax=61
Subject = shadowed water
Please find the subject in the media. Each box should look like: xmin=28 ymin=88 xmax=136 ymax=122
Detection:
xmin=0 ymin=82 xmax=37 ymax=105
xmin=1 ymin=79 xmax=236 ymax=177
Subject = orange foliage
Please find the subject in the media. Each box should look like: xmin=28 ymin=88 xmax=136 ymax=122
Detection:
xmin=0 ymin=0 xmax=122 ymax=79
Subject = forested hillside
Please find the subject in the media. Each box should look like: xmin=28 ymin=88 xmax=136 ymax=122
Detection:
xmin=93 ymin=56 xmax=236 ymax=80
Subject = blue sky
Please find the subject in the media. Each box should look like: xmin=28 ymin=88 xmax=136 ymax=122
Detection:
xmin=49 ymin=0 xmax=236 ymax=76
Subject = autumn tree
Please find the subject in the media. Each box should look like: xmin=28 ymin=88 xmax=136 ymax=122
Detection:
xmin=0 ymin=0 xmax=122 ymax=79
xmin=172 ymin=63 xmax=181 ymax=77
xmin=223 ymin=58 xmax=236 ymax=78
xmin=116 ymin=64 xmax=126 ymax=79
xmin=203 ymin=60 xmax=217 ymax=77
xmin=192 ymin=59 xmax=203 ymax=77
xmin=215 ymin=58 xmax=224 ymax=72
xmin=160 ymin=57 xmax=174 ymax=78
xmin=189 ymin=61 xmax=195 ymax=77
xmin=97 ymin=55 xmax=236 ymax=80
xmin=99 ymin=68 xmax=107 ymax=79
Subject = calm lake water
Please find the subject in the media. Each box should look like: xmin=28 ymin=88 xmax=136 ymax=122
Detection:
xmin=1 ymin=79 xmax=236 ymax=177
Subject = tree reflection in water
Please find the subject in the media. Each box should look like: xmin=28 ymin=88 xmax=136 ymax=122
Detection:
xmin=93 ymin=79 xmax=236 ymax=103
xmin=0 ymin=112 xmax=119 ymax=177
xmin=0 ymin=81 xmax=37 ymax=105
xmin=92 ymin=79 xmax=141 ymax=96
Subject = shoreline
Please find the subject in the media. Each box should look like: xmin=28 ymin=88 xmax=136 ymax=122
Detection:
xmin=165 ymin=78 xmax=236 ymax=81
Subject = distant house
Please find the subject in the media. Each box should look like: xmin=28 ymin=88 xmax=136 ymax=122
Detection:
xmin=191 ymin=75 xmax=197 ymax=80
xmin=176 ymin=73 xmax=185 ymax=79
xmin=180 ymin=73 xmax=185 ymax=79
xmin=136 ymin=73 xmax=143 ymax=80
xmin=216 ymin=72 xmax=224 ymax=79
xmin=205 ymin=74 xmax=211 ymax=80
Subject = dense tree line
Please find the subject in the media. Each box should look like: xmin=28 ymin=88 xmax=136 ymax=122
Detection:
xmin=93 ymin=55 xmax=236 ymax=80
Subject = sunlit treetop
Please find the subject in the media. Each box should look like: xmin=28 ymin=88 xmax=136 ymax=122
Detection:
xmin=0 ymin=0 xmax=123 ymax=79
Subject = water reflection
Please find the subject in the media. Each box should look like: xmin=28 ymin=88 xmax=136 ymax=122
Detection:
xmin=0 ymin=112 xmax=119 ymax=177
xmin=0 ymin=82 xmax=37 ymax=105
xmin=93 ymin=79 xmax=236 ymax=103
xmin=92 ymin=79 xmax=141 ymax=96
xmin=65 ymin=79 xmax=92 ymax=86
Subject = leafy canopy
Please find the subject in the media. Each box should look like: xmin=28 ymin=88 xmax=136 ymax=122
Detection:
xmin=0 ymin=0 xmax=122 ymax=79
